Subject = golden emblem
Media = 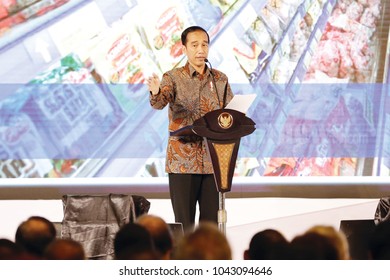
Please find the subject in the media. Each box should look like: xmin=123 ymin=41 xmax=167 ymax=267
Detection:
xmin=218 ymin=112 xmax=233 ymax=129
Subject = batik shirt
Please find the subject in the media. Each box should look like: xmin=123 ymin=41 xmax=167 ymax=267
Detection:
xmin=150 ymin=62 xmax=233 ymax=174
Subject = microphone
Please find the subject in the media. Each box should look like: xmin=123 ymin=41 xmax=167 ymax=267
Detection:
xmin=205 ymin=58 xmax=214 ymax=74
xmin=204 ymin=58 xmax=221 ymax=108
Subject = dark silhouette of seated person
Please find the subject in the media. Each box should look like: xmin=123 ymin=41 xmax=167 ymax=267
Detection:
xmin=136 ymin=214 xmax=174 ymax=260
xmin=0 ymin=238 xmax=25 ymax=260
xmin=15 ymin=216 xmax=56 ymax=259
xmin=244 ymin=229 xmax=289 ymax=260
xmin=114 ymin=222 xmax=158 ymax=260
xmin=44 ymin=238 xmax=86 ymax=260
xmin=289 ymin=231 xmax=340 ymax=260
xmin=306 ymin=225 xmax=350 ymax=260
xmin=172 ymin=222 xmax=232 ymax=260
xmin=369 ymin=220 xmax=390 ymax=260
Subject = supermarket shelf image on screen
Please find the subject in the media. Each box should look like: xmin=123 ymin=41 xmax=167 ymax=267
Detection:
xmin=0 ymin=0 xmax=389 ymax=185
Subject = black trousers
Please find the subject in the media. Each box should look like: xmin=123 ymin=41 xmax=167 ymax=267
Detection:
xmin=168 ymin=173 xmax=219 ymax=231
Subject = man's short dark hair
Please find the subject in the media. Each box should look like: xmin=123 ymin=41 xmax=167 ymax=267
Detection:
xmin=15 ymin=216 xmax=56 ymax=257
xmin=0 ymin=239 xmax=24 ymax=259
xmin=114 ymin=222 xmax=157 ymax=259
xmin=181 ymin=26 xmax=210 ymax=46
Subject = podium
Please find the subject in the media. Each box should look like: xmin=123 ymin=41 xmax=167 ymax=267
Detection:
xmin=171 ymin=108 xmax=255 ymax=234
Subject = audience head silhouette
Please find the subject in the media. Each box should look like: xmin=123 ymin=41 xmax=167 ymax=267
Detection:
xmin=0 ymin=238 xmax=24 ymax=260
xmin=244 ymin=229 xmax=289 ymax=260
xmin=136 ymin=214 xmax=174 ymax=260
xmin=173 ymin=222 xmax=231 ymax=260
xmin=306 ymin=225 xmax=350 ymax=260
xmin=15 ymin=216 xmax=56 ymax=259
xmin=290 ymin=231 xmax=339 ymax=260
xmin=369 ymin=220 xmax=390 ymax=260
xmin=44 ymin=238 xmax=86 ymax=260
xmin=114 ymin=222 xmax=158 ymax=260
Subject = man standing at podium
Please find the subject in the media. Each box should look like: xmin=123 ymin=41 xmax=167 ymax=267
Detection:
xmin=147 ymin=26 xmax=233 ymax=231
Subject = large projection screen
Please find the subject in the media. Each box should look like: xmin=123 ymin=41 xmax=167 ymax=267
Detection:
xmin=0 ymin=0 xmax=389 ymax=199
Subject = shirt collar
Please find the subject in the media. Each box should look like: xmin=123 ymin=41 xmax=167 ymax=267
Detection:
xmin=185 ymin=61 xmax=211 ymax=78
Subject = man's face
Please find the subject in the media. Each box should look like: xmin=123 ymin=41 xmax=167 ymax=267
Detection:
xmin=182 ymin=30 xmax=209 ymax=71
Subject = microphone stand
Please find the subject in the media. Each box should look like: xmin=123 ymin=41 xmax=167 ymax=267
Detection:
xmin=205 ymin=58 xmax=227 ymax=235
xmin=205 ymin=59 xmax=222 ymax=109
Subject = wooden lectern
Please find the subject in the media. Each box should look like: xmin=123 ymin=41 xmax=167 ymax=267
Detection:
xmin=171 ymin=108 xmax=255 ymax=234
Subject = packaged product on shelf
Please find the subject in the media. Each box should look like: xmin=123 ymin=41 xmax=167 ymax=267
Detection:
xmin=323 ymin=94 xmax=355 ymax=153
xmin=134 ymin=0 xmax=191 ymax=72
xmin=19 ymin=0 xmax=69 ymax=19
xmin=266 ymin=0 xmax=296 ymax=26
xmin=290 ymin=26 xmax=307 ymax=61
xmin=209 ymin=0 xmax=243 ymax=15
xmin=305 ymin=0 xmax=381 ymax=83
xmin=15 ymin=0 xmax=38 ymax=11
xmin=20 ymin=53 xmax=123 ymax=165
xmin=271 ymin=58 xmax=295 ymax=83
xmin=246 ymin=17 xmax=275 ymax=55
xmin=260 ymin=0 xmax=330 ymax=84
xmin=381 ymin=106 xmax=390 ymax=171
xmin=264 ymin=156 xmax=357 ymax=176
xmin=263 ymin=157 xmax=297 ymax=176
xmin=233 ymin=37 xmax=266 ymax=79
xmin=306 ymin=39 xmax=341 ymax=79
xmin=0 ymin=0 xmax=38 ymax=21
xmin=291 ymin=92 xmax=374 ymax=176
xmin=0 ymin=107 xmax=52 ymax=178
xmin=329 ymin=8 xmax=375 ymax=36
xmin=263 ymin=83 xmax=341 ymax=175
xmin=294 ymin=157 xmax=356 ymax=176
xmin=337 ymin=0 xmax=353 ymax=13
xmin=263 ymin=139 xmax=348 ymax=176
xmin=343 ymin=94 xmax=376 ymax=154
xmin=0 ymin=9 xmax=25 ymax=34
xmin=306 ymin=0 xmax=323 ymax=25
xmin=0 ymin=0 xmax=70 ymax=35
xmin=290 ymin=13 xmax=314 ymax=61
xmin=263 ymin=79 xmax=377 ymax=176
xmin=0 ymin=158 xmax=38 ymax=178
xmin=234 ymin=157 xmax=260 ymax=177
xmin=259 ymin=6 xmax=284 ymax=42
xmin=283 ymin=0 xmax=304 ymax=10
xmin=272 ymin=31 xmax=298 ymax=83
xmin=302 ymin=12 xmax=314 ymax=37
xmin=182 ymin=0 xmax=223 ymax=36
xmin=337 ymin=0 xmax=382 ymax=24
xmin=0 ymin=0 xmax=16 ymax=20
xmin=87 ymin=19 xmax=161 ymax=113
xmin=89 ymin=25 xmax=148 ymax=85
xmin=45 ymin=158 xmax=85 ymax=178
xmin=296 ymin=157 xmax=341 ymax=176
xmin=345 ymin=0 xmax=364 ymax=21
xmin=359 ymin=0 xmax=381 ymax=28
xmin=232 ymin=15 xmax=275 ymax=83
xmin=240 ymin=93 xmax=281 ymax=158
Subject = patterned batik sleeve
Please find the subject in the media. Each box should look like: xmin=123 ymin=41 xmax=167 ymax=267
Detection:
xmin=149 ymin=72 xmax=175 ymax=110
